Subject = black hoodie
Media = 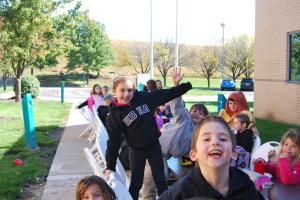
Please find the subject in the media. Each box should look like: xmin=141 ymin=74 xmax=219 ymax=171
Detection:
xmin=105 ymin=82 xmax=192 ymax=171
xmin=159 ymin=167 xmax=264 ymax=200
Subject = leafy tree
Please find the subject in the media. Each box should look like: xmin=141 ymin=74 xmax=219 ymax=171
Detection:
xmin=192 ymin=46 xmax=219 ymax=88
xmin=0 ymin=52 xmax=12 ymax=91
xmin=224 ymin=35 xmax=253 ymax=81
xmin=112 ymin=41 xmax=132 ymax=67
xmin=65 ymin=11 xmax=114 ymax=84
xmin=0 ymin=0 xmax=71 ymax=102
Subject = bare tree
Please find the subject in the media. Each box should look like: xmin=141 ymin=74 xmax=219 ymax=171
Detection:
xmin=224 ymin=35 xmax=253 ymax=81
xmin=192 ymin=46 xmax=219 ymax=88
xmin=154 ymin=39 xmax=175 ymax=86
xmin=130 ymin=42 xmax=150 ymax=74
xmin=243 ymin=38 xmax=254 ymax=78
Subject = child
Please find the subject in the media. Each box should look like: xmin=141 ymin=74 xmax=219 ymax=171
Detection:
xmin=102 ymin=85 xmax=110 ymax=96
xmin=258 ymin=129 xmax=300 ymax=185
xmin=97 ymin=94 xmax=114 ymax=126
xmin=155 ymin=79 xmax=163 ymax=90
xmin=159 ymin=116 xmax=263 ymax=199
xmin=143 ymin=101 xmax=208 ymax=200
xmin=146 ymin=79 xmax=158 ymax=92
xmin=77 ymin=84 xmax=104 ymax=113
xmin=104 ymin=68 xmax=192 ymax=200
xmin=233 ymin=113 xmax=254 ymax=153
xmin=219 ymin=92 xmax=260 ymax=136
xmin=76 ymin=175 xmax=117 ymax=200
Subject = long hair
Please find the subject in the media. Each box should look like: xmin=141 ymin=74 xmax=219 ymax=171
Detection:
xmin=280 ymin=129 xmax=300 ymax=162
xmin=91 ymin=84 xmax=102 ymax=96
xmin=76 ymin=175 xmax=117 ymax=200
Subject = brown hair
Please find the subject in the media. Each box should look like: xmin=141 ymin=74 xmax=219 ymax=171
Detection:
xmin=235 ymin=113 xmax=250 ymax=127
xmin=112 ymin=76 xmax=134 ymax=90
xmin=280 ymin=129 xmax=300 ymax=162
xmin=146 ymin=79 xmax=157 ymax=91
xmin=91 ymin=84 xmax=102 ymax=96
xmin=102 ymin=85 xmax=109 ymax=91
xmin=189 ymin=103 xmax=209 ymax=116
xmin=76 ymin=175 xmax=117 ymax=200
xmin=191 ymin=115 xmax=236 ymax=151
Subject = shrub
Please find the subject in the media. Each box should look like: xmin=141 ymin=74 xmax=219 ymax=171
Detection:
xmin=21 ymin=76 xmax=40 ymax=98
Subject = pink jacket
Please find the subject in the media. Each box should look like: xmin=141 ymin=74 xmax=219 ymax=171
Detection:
xmin=265 ymin=158 xmax=300 ymax=185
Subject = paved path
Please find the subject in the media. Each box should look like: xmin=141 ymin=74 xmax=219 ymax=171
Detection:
xmin=0 ymin=91 xmax=15 ymax=100
xmin=41 ymin=102 xmax=93 ymax=200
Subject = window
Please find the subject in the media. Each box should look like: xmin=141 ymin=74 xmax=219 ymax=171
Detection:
xmin=289 ymin=32 xmax=300 ymax=81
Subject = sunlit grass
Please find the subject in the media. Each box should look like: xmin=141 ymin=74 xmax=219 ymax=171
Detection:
xmin=0 ymin=100 xmax=71 ymax=199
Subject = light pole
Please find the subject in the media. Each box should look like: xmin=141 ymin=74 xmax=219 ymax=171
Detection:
xmin=175 ymin=0 xmax=178 ymax=69
xmin=150 ymin=0 xmax=154 ymax=79
xmin=221 ymin=23 xmax=225 ymax=81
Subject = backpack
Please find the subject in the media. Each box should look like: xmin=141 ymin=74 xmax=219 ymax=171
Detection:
xmin=230 ymin=146 xmax=251 ymax=168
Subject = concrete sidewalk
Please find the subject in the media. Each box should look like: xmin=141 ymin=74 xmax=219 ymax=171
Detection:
xmin=0 ymin=91 xmax=15 ymax=100
xmin=41 ymin=102 xmax=93 ymax=200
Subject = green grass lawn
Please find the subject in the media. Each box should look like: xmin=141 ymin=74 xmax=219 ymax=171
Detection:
xmin=0 ymin=100 xmax=71 ymax=200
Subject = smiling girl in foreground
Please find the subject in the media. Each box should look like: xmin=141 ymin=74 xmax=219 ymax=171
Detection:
xmin=104 ymin=68 xmax=192 ymax=200
xmin=159 ymin=116 xmax=263 ymax=199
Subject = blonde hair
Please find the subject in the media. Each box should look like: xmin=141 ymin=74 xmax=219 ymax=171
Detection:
xmin=191 ymin=115 xmax=236 ymax=151
xmin=76 ymin=175 xmax=116 ymax=200
xmin=280 ymin=129 xmax=300 ymax=162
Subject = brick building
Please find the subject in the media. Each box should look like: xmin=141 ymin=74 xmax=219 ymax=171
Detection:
xmin=254 ymin=0 xmax=300 ymax=125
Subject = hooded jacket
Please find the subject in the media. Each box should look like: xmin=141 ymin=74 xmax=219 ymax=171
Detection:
xmin=159 ymin=167 xmax=264 ymax=200
xmin=105 ymin=82 xmax=192 ymax=171
xmin=159 ymin=97 xmax=195 ymax=157
xmin=219 ymin=92 xmax=253 ymax=126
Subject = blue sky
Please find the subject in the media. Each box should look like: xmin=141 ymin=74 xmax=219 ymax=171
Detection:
xmin=79 ymin=0 xmax=255 ymax=45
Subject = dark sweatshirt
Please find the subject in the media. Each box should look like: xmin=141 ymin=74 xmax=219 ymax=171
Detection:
xmin=236 ymin=128 xmax=254 ymax=153
xmin=159 ymin=167 xmax=264 ymax=200
xmin=105 ymin=82 xmax=192 ymax=171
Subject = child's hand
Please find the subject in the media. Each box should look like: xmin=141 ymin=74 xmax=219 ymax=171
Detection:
xmin=268 ymin=150 xmax=276 ymax=161
xmin=280 ymin=152 xmax=289 ymax=158
xmin=171 ymin=67 xmax=184 ymax=86
xmin=104 ymin=169 xmax=111 ymax=177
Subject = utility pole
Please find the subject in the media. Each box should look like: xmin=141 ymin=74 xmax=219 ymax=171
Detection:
xmin=221 ymin=23 xmax=225 ymax=81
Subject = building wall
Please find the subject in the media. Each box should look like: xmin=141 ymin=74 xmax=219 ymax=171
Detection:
xmin=254 ymin=0 xmax=300 ymax=125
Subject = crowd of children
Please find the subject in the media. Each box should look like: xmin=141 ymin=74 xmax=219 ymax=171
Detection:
xmin=75 ymin=68 xmax=300 ymax=200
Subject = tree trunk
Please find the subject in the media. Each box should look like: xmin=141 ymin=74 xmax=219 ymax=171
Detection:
xmin=207 ymin=77 xmax=211 ymax=88
xmin=163 ymin=74 xmax=167 ymax=87
xmin=86 ymin=71 xmax=89 ymax=84
xmin=14 ymin=77 xmax=21 ymax=102
xmin=2 ymin=74 xmax=7 ymax=91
